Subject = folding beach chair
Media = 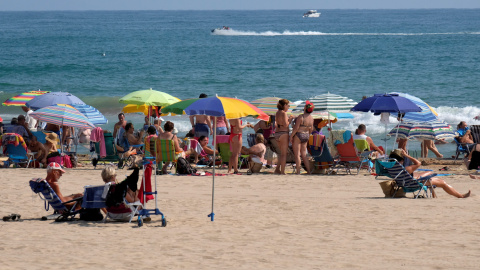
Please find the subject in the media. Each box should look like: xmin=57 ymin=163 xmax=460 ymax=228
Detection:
xmin=31 ymin=131 xmax=47 ymax=144
xmin=376 ymin=159 xmax=437 ymax=198
xmin=92 ymin=132 xmax=125 ymax=168
xmin=453 ymin=137 xmax=472 ymax=161
xmin=29 ymin=178 xmax=83 ymax=221
xmin=331 ymin=132 xmax=369 ymax=175
xmin=470 ymin=125 xmax=480 ymax=143
xmin=2 ymin=133 xmax=35 ymax=168
xmin=156 ymin=139 xmax=177 ymax=173
xmin=308 ymin=134 xmax=334 ymax=173
xmin=82 ymin=184 xmax=146 ymax=224
xmin=268 ymin=136 xmax=296 ymax=171
xmin=216 ymin=135 xmax=248 ymax=169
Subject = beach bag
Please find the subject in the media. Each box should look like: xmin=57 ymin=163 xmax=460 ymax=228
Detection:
xmin=79 ymin=208 xmax=104 ymax=221
xmin=176 ymin=157 xmax=196 ymax=175
xmin=379 ymin=180 xmax=406 ymax=198
xmin=468 ymin=151 xmax=480 ymax=170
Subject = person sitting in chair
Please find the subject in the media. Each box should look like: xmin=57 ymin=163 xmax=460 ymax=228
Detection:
xmin=45 ymin=162 xmax=83 ymax=210
xmin=101 ymin=166 xmax=141 ymax=221
xmin=389 ymin=150 xmax=470 ymax=198
xmin=28 ymin=135 xmax=47 ymax=166
xmin=353 ymin=124 xmax=384 ymax=156
xmin=241 ymin=133 xmax=266 ymax=173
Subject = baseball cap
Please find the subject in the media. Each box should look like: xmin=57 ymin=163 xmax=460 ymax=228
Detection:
xmin=47 ymin=162 xmax=65 ymax=173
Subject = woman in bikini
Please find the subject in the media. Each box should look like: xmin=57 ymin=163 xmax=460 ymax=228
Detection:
xmin=228 ymin=118 xmax=253 ymax=174
xmin=290 ymin=101 xmax=314 ymax=174
xmin=275 ymin=99 xmax=294 ymax=175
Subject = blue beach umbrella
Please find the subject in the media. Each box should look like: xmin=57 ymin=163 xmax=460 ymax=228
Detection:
xmin=26 ymin=92 xmax=86 ymax=110
xmin=351 ymin=93 xmax=422 ymax=154
xmin=390 ymin=92 xmax=438 ymax=123
xmin=351 ymin=93 xmax=422 ymax=115
xmin=71 ymin=104 xmax=108 ymax=125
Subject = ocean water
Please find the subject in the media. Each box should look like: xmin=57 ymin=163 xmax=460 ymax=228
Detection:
xmin=1 ymin=9 xmax=479 ymax=156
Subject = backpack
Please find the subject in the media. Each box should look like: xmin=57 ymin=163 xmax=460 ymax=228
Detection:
xmin=176 ymin=157 xmax=197 ymax=175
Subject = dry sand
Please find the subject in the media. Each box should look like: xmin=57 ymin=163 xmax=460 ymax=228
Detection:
xmin=1 ymin=161 xmax=480 ymax=269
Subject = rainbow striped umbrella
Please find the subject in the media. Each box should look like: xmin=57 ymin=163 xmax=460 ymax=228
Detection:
xmin=2 ymin=90 xmax=50 ymax=106
xmin=29 ymin=104 xmax=95 ymax=129
xmin=388 ymin=120 xmax=454 ymax=140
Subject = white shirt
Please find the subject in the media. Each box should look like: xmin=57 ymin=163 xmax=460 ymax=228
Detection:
xmin=26 ymin=110 xmax=37 ymax=130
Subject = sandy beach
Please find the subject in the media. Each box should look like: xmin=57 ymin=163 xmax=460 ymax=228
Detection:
xmin=1 ymin=161 xmax=480 ymax=270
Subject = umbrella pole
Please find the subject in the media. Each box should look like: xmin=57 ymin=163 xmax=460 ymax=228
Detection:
xmin=208 ymin=117 xmax=217 ymax=222
xmin=393 ymin=115 xmax=403 ymax=151
xmin=384 ymin=124 xmax=388 ymax=156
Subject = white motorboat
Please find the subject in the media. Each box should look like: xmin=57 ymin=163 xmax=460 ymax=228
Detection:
xmin=211 ymin=26 xmax=231 ymax=33
xmin=303 ymin=10 xmax=321 ymax=18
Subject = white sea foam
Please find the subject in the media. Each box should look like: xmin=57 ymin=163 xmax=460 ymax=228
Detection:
xmin=212 ymin=30 xmax=480 ymax=36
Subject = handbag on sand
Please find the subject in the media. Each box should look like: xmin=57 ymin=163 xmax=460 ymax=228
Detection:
xmin=379 ymin=180 xmax=406 ymax=198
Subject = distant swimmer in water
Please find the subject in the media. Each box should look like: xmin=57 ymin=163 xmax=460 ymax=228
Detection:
xmin=102 ymin=52 xmax=106 ymax=57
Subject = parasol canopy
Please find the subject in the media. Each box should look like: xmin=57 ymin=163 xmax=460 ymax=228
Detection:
xmin=2 ymin=90 xmax=50 ymax=107
xmin=25 ymin=92 xmax=86 ymax=110
xmin=29 ymin=104 xmax=95 ymax=129
xmin=119 ymin=88 xmax=180 ymax=107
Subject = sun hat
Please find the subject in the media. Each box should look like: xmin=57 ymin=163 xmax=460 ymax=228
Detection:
xmin=47 ymin=162 xmax=65 ymax=173
xmin=45 ymin=132 xmax=58 ymax=144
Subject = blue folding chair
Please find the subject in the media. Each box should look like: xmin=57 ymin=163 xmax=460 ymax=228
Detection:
xmin=453 ymin=137 xmax=472 ymax=161
xmin=29 ymin=178 xmax=82 ymax=221
xmin=376 ymin=159 xmax=436 ymax=198
xmin=5 ymin=142 xmax=35 ymax=168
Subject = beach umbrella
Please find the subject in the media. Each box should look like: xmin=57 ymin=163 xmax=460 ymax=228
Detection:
xmin=118 ymin=88 xmax=180 ymax=107
xmin=165 ymin=96 xmax=268 ymax=222
xmin=2 ymin=90 xmax=50 ymax=107
xmin=25 ymin=92 xmax=86 ymax=110
xmin=250 ymin=97 xmax=281 ymax=115
xmin=387 ymin=120 xmax=455 ymax=141
xmin=307 ymin=92 xmax=357 ymax=112
xmin=390 ymin=92 xmax=438 ymax=123
xmin=351 ymin=93 xmax=422 ymax=154
xmin=293 ymin=94 xmax=355 ymax=119
xmin=71 ymin=104 xmax=108 ymax=125
xmin=29 ymin=104 xmax=95 ymax=129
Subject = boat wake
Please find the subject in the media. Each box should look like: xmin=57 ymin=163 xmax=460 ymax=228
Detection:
xmin=212 ymin=30 xmax=480 ymax=36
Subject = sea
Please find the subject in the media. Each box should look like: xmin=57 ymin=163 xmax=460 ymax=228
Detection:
xmin=1 ymin=9 xmax=479 ymax=156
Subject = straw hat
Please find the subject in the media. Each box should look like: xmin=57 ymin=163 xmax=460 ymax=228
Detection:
xmin=45 ymin=132 xmax=58 ymax=144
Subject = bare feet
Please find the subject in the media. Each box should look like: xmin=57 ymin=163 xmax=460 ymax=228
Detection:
xmin=462 ymin=190 xmax=471 ymax=198
xmin=469 ymin=174 xmax=479 ymax=180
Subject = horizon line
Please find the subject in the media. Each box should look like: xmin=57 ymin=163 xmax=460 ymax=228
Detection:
xmin=1 ymin=8 xmax=480 ymax=12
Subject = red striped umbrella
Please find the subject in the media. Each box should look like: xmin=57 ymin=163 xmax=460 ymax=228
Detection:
xmin=2 ymin=90 xmax=50 ymax=106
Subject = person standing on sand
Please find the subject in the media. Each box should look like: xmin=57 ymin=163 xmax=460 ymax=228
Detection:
xmin=274 ymin=99 xmax=294 ymax=175
xmin=113 ymin=113 xmax=127 ymax=139
xmin=190 ymin=93 xmax=212 ymax=138
xmin=390 ymin=150 xmax=470 ymax=198
xmin=421 ymin=139 xmax=443 ymax=158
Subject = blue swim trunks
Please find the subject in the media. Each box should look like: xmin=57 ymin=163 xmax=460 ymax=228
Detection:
xmin=194 ymin=123 xmax=210 ymax=138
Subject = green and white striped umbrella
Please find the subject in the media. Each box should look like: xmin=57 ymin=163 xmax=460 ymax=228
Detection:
xmin=388 ymin=120 xmax=454 ymax=140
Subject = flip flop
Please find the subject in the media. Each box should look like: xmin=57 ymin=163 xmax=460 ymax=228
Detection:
xmin=3 ymin=213 xmax=21 ymax=221
xmin=439 ymin=166 xmax=449 ymax=171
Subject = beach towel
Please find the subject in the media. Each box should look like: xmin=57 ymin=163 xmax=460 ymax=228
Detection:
xmin=308 ymin=134 xmax=325 ymax=149
xmin=1 ymin=133 xmax=28 ymax=155
xmin=138 ymin=163 xmax=154 ymax=204
xmin=90 ymin=127 xmax=106 ymax=158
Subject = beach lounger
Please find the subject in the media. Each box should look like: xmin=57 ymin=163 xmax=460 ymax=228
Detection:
xmin=376 ymin=159 xmax=437 ymax=198
xmin=29 ymin=178 xmax=83 ymax=221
